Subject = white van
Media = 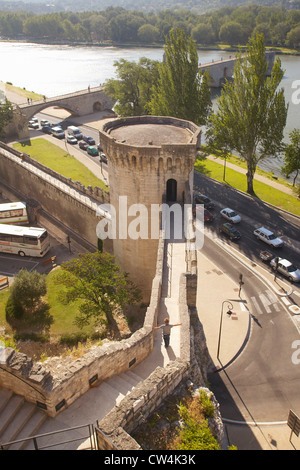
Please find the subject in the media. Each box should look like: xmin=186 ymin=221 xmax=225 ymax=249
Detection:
xmin=67 ymin=126 xmax=83 ymax=140
xmin=52 ymin=126 xmax=65 ymax=139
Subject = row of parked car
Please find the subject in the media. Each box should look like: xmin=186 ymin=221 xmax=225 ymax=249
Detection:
xmin=193 ymin=192 xmax=300 ymax=283
xmin=28 ymin=118 xmax=108 ymax=163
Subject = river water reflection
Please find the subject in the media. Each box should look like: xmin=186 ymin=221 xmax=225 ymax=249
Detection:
xmin=0 ymin=42 xmax=299 ymax=178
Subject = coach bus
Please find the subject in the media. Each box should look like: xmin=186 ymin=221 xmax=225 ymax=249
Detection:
xmin=0 ymin=202 xmax=28 ymax=225
xmin=0 ymin=224 xmax=50 ymax=257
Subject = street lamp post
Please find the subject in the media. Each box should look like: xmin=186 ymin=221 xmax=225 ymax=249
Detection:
xmin=217 ymin=300 xmax=233 ymax=362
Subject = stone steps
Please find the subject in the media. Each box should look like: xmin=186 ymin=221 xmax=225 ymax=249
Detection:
xmin=0 ymin=368 xmax=145 ymax=450
xmin=0 ymin=387 xmax=47 ymax=450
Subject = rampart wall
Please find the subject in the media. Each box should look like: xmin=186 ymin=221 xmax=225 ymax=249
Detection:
xmin=0 ymin=142 xmax=111 ymax=251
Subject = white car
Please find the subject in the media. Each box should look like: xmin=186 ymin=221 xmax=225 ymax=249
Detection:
xmin=253 ymin=227 xmax=284 ymax=248
xmin=67 ymin=134 xmax=77 ymax=144
xmin=28 ymin=120 xmax=39 ymax=129
xmin=220 ymin=208 xmax=241 ymax=224
xmin=270 ymin=258 xmax=300 ymax=282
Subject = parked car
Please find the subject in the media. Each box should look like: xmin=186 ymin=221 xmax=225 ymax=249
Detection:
xmin=67 ymin=134 xmax=78 ymax=144
xmin=100 ymin=153 xmax=107 ymax=164
xmin=193 ymin=205 xmax=214 ymax=223
xmin=219 ymin=223 xmax=241 ymax=240
xmin=52 ymin=126 xmax=65 ymax=139
xmin=28 ymin=120 xmax=39 ymax=129
xmin=40 ymin=120 xmax=51 ymax=127
xmin=253 ymin=227 xmax=284 ymax=248
xmin=87 ymin=146 xmax=99 ymax=156
xmin=270 ymin=257 xmax=300 ymax=283
xmin=41 ymin=125 xmax=52 ymax=134
xmin=194 ymin=193 xmax=215 ymax=210
xmin=31 ymin=117 xmax=38 ymax=123
xmin=83 ymin=135 xmax=96 ymax=145
xmin=220 ymin=208 xmax=241 ymax=224
xmin=51 ymin=123 xmax=63 ymax=131
xmin=79 ymin=141 xmax=89 ymax=150
xmin=67 ymin=125 xmax=83 ymax=140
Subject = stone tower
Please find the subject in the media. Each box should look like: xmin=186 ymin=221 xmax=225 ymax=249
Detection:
xmin=99 ymin=115 xmax=201 ymax=302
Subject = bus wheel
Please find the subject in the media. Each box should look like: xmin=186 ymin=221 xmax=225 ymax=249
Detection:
xmin=18 ymin=251 xmax=25 ymax=257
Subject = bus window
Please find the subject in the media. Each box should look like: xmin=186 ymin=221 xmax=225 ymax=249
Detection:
xmin=23 ymin=236 xmax=38 ymax=245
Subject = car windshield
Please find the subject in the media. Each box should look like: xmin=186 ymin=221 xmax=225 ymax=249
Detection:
xmin=229 ymin=211 xmax=237 ymax=217
xmin=268 ymin=233 xmax=276 ymax=240
xmin=287 ymin=264 xmax=297 ymax=272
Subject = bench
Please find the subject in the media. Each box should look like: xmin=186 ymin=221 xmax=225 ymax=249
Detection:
xmin=0 ymin=276 xmax=9 ymax=289
xmin=42 ymin=256 xmax=57 ymax=266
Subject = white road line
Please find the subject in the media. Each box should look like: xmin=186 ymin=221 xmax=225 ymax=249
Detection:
xmin=265 ymin=290 xmax=280 ymax=312
xmin=259 ymin=293 xmax=272 ymax=313
xmin=251 ymin=296 xmax=264 ymax=315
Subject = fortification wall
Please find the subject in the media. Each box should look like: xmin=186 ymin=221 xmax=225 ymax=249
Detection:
xmin=0 ymin=142 xmax=110 ymax=250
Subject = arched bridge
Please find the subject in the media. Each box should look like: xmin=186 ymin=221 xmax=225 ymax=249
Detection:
xmin=7 ymin=86 xmax=114 ymax=140
xmin=199 ymin=51 xmax=275 ymax=88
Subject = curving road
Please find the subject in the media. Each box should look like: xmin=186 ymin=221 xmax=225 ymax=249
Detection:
xmin=194 ymin=170 xmax=300 ymax=426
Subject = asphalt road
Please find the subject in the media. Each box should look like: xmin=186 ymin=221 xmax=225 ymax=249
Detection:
xmin=194 ymin=169 xmax=300 ymax=424
xmin=204 ymin=235 xmax=300 ymax=423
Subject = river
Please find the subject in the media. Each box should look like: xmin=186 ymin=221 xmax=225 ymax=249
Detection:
xmin=0 ymin=41 xmax=299 ymax=180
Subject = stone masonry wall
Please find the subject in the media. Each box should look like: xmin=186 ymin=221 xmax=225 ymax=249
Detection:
xmin=0 ymin=231 xmax=165 ymax=418
xmin=0 ymin=142 xmax=110 ymax=250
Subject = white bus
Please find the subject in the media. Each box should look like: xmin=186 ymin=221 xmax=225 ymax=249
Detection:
xmin=0 ymin=224 xmax=50 ymax=257
xmin=0 ymin=202 xmax=28 ymax=225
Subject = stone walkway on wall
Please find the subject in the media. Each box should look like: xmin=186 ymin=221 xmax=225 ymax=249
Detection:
xmin=13 ymin=219 xmax=187 ymax=450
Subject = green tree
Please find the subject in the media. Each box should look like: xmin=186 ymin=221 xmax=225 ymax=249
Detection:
xmin=104 ymin=57 xmax=159 ymax=116
xmin=148 ymin=28 xmax=212 ymax=125
xmin=191 ymin=23 xmax=215 ymax=45
xmin=5 ymin=270 xmax=52 ymax=334
xmin=207 ymin=33 xmax=288 ymax=195
xmin=137 ymin=24 xmax=160 ymax=43
xmin=54 ymin=252 xmax=141 ymax=329
xmin=282 ymin=129 xmax=300 ymax=187
xmin=0 ymin=98 xmax=13 ymax=140
xmin=286 ymin=25 xmax=300 ymax=49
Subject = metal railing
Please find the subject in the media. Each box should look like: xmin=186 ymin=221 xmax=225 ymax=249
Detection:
xmin=0 ymin=423 xmax=98 ymax=451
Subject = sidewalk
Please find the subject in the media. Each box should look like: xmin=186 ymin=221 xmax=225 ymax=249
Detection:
xmin=196 ymin=239 xmax=300 ymax=450
xmin=206 ymin=154 xmax=296 ymax=196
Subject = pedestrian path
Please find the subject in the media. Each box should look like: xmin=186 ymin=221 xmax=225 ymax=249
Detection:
xmin=206 ymin=154 xmax=296 ymax=196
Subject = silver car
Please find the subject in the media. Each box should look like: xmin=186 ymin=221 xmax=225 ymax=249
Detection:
xmin=254 ymin=227 xmax=284 ymax=248
xmin=270 ymin=257 xmax=300 ymax=282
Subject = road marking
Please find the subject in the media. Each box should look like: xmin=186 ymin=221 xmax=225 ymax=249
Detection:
xmin=251 ymin=296 xmax=263 ymax=315
xmin=282 ymin=297 xmax=291 ymax=306
xmin=259 ymin=293 xmax=272 ymax=313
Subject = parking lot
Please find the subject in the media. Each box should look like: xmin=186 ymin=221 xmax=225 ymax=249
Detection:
xmin=0 ymin=196 xmax=90 ymax=286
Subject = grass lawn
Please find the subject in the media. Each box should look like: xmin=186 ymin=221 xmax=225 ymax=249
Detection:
xmin=195 ymin=155 xmax=300 ymax=217
xmin=5 ymin=83 xmax=43 ymax=101
xmin=0 ymin=270 xmax=95 ymax=340
xmin=13 ymin=138 xmax=108 ymax=191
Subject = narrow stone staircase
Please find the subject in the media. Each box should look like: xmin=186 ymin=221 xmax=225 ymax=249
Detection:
xmin=0 ymin=387 xmax=47 ymax=450
xmin=2 ymin=368 xmax=145 ymax=450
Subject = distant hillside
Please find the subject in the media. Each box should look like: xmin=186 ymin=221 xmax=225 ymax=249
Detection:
xmin=1 ymin=0 xmax=300 ymax=14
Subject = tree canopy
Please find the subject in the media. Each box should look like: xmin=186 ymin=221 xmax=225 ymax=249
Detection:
xmin=0 ymin=98 xmax=13 ymax=140
xmin=148 ymin=28 xmax=212 ymax=125
xmin=0 ymin=5 xmax=300 ymax=49
xmin=104 ymin=57 xmax=160 ymax=116
xmin=53 ymin=251 xmax=141 ymax=330
xmin=282 ymin=128 xmax=300 ymax=187
xmin=206 ymin=33 xmax=288 ymax=194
